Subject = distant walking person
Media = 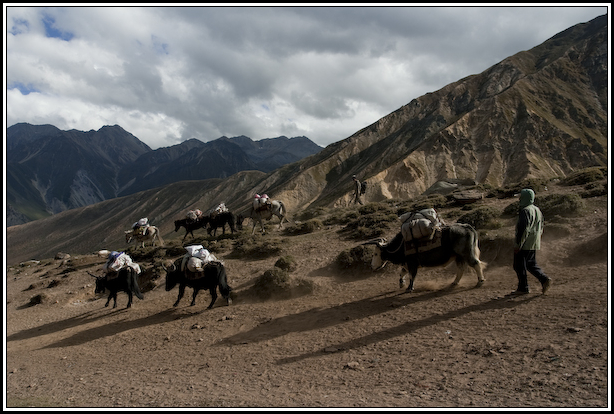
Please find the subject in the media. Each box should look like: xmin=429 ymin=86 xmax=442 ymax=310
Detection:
xmin=510 ymin=188 xmax=551 ymax=295
xmin=352 ymin=175 xmax=363 ymax=205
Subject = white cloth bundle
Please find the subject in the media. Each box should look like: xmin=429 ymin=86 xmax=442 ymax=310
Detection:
xmin=103 ymin=252 xmax=142 ymax=274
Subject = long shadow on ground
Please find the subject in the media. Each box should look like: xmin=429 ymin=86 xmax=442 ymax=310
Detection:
xmin=30 ymin=307 xmax=200 ymax=349
xmin=215 ymin=284 xmax=539 ymax=364
xmin=275 ymin=294 xmax=539 ymax=365
xmin=218 ymin=285 xmax=487 ymax=348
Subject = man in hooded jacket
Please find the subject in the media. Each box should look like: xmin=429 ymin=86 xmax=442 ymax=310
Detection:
xmin=511 ymin=188 xmax=551 ymax=295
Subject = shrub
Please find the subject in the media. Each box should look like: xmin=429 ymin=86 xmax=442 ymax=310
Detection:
xmin=275 ymin=255 xmax=297 ymax=272
xmin=230 ymin=235 xmax=283 ymax=258
xmin=335 ymin=245 xmax=372 ymax=271
xmin=28 ymin=293 xmax=48 ymax=306
xmin=253 ymin=268 xmax=314 ymax=300
xmin=503 ymin=193 xmax=585 ymax=218
xmin=456 ymin=206 xmax=501 ymax=229
xmin=342 ymin=211 xmax=397 ymax=240
xmin=396 ymin=194 xmax=448 ymax=216
xmin=358 ymin=202 xmax=395 ymax=215
xmin=538 ymin=193 xmax=585 ymax=217
xmin=489 ymin=178 xmax=550 ymax=199
xmin=296 ymin=207 xmax=329 ymax=221
xmin=284 ymin=219 xmax=322 ymax=235
xmin=322 ymin=209 xmax=358 ymax=226
xmin=560 ymin=167 xmax=606 ymax=186
xmin=580 ymin=181 xmax=607 ymax=198
xmin=253 ymin=268 xmax=291 ymax=299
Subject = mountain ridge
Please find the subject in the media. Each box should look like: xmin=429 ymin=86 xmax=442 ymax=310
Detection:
xmin=6 ymin=125 xmax=323 ymax=225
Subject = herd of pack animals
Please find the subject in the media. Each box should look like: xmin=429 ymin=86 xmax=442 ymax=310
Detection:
xmin=100 ymin=194 xmax=485 ymax=310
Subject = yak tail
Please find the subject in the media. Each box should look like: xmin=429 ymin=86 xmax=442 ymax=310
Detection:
xmin=152 ymin=226 xmax=164 ymax=246
xmin=218 ymin=265 xmax=232 ymax=298
xmin=278 ymin=200 xmax=286 ymax=216
xmin=129 ymin=268 xmax=144 ymax=300
xmin=469 ymin=226 xmax=488 ymax=271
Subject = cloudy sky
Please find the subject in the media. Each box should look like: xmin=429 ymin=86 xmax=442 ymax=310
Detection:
xmin=5 ymin=5 xmax=608 ymax=149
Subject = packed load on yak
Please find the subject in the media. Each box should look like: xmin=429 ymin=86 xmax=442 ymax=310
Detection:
xmin=103 ymin=251 xmax=142 ymax=276
xmin=131 ymin=218 xmax=150 ymax=236
xmin=398 ymin=208 xmax=447 ymax=255
xmin=181 ymin=245 xmax=221 ymax=275
xmin=211 ymin=203 xmax=229 ymax=218
xmin=186 ymin=209 xmax=203 ymax=222
xmin=252 ymin=194 xmax=271 ymax=212
xmin=399 ymin=208 xmax=446 ymax=241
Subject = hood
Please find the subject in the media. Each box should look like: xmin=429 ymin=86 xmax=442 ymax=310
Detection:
xmin=519 ymin=188 xmax=535 ymax=209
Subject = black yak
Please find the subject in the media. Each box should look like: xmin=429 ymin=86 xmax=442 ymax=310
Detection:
xmin=88 ymin=268 xmax=144 ymax=309
xmin=363 ymin=223 xmax=486 ymax=292
xmin=164 ymin=258 xmax=232 ymax=309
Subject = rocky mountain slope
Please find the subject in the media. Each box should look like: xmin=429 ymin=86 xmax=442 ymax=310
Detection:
xmin=5 ymin=15 xmax=608 ymax=266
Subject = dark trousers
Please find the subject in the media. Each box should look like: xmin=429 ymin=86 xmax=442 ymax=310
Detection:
xmin=513 ymin=250 xmax=549 ymax=292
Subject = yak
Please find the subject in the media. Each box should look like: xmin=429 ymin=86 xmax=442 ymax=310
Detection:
xmin=248 ymin=199 xmax=287 ymax=234
xmin=206 ymin=211 xmax=236 ymax=237
xmin=363 ymin=223 xmax=486 ymax=292
xmin=88 ymin=268 xmax=144 ymax=309
xmin=174 ymin=217 xmax=208 ymax=241
xmin=164 ymin=258 xmax=232 ymax=309
xmin=125 ymin=225 xmax=163 ymax=248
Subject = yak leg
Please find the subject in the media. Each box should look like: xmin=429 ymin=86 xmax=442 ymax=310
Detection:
xmin=449 ymin=259 xmax=468 ymax=288
xmin=405 ymin=263 xmax=419 ymax=292
xmin=173 ymin=285 xmax=186 ymax=307
xmin=399 ymin=266 xmax=408 ymax=289
xmin=252 ymin=219 xmax=265 ymax=235
xmin=190 ymin=288 xmax=200 ymax=306
xmin=126 ymin=291 xmax=133 ymax=308
xmin=207 ymin=288 xmax=218 ymax=309
xmin=105 ymin=292 xmax=116 ymax=308
xmin=472 ymin=261 xmax=485 ymax=287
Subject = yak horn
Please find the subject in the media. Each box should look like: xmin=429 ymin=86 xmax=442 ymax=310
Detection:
xmin=161 ymin=261 xmax=175 ymax=272
xmin=361 ymin=238 xmax=386 ymax=246
xmin=87 ymin=271 xmax=101 ymax=279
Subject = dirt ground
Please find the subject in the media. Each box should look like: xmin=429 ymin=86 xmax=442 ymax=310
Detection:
xmin=5 ymin=189 xmax=610 ymax=409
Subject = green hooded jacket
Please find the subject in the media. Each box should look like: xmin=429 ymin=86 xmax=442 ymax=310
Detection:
xmin=515 ymin=188 xmax=543 ymax=250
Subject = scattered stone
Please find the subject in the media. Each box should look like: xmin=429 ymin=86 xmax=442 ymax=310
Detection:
xmin=191 ymin=323 xmax=203 ymax=330
xmin=343 ymin=361 xmax=361 ymax=370
xmin=55 ymin=252 xmax=70 ymax=260
xmin=567 ymin=327 xmax=582 ymax=333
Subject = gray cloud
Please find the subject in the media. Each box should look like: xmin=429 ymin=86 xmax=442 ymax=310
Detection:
xmin=5 ymin=5 xmax=607 ymax=149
